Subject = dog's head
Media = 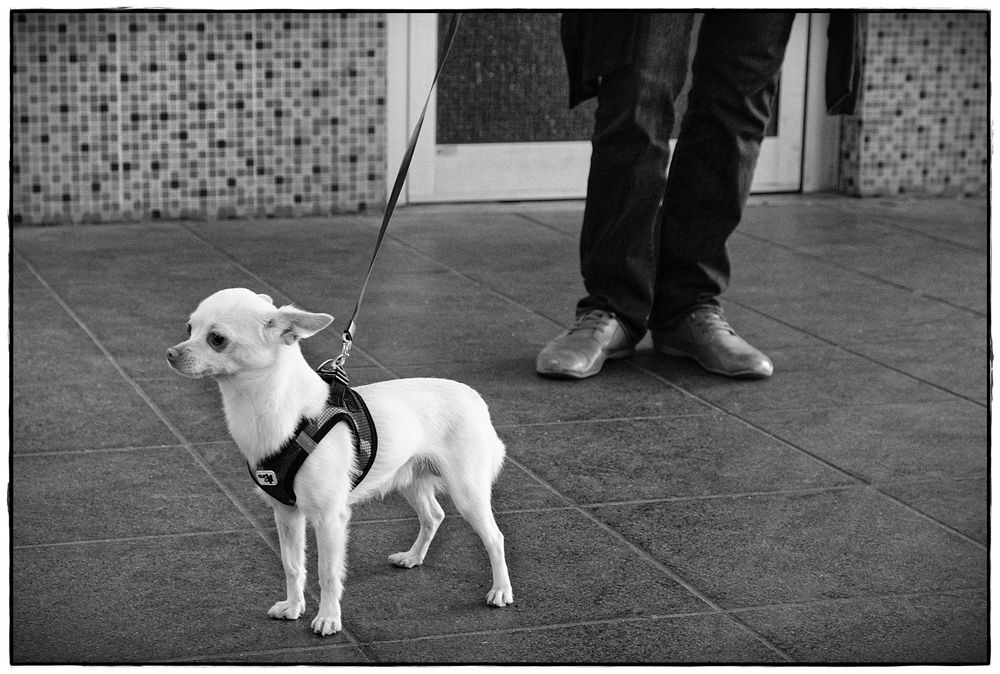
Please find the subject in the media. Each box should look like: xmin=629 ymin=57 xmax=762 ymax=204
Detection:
xmin=166 ymin=288 xmax=333 ymax=379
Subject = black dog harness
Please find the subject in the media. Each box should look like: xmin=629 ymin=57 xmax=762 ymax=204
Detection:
xmin=248 ymin=367 xmax=377 ymax=506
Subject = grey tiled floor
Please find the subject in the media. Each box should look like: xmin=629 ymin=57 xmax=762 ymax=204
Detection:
xmin=10 ymin=195 xmax=989 ymax=664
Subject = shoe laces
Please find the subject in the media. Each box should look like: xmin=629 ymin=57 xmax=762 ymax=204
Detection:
xmin=689 ymin=307 xmax=735 ymax=336
xmin=568 ymin=309 xmax=614 ymax=334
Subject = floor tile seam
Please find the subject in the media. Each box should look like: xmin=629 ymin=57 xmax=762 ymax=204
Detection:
xmin=14 ymin=278 xmax=192 ymax=289
xmin=838 ymin=336 xmax=989 ymax=350
xmin=492 ymin=411 xmax=719 ymax=430
xmin=172 ymin=221 xmax=397 ymax=379
xmin=579 ymin=484 xmax=860 ymax=510
xmin=356 ymin=610 xmax=726 ymax=649
xmin=749 ymin=202 xmax=987 ymax=256
xmin=839 ymin=207 xmax=988 ymax=254
xmin=11 ymin=378 xmax=120 ymax=390
xmin=818 ymin=342 xmax=985 ymax=408
xmin=872 ymin=486 xmax=987 ymax=551
xmin=17 ymin=255 xmax=375 ymax=660
xmin=187 ymin=439 xmax=235 ymax=449
xmin=877 ymin=224 xmax=985 ymax=255
xmin=577 ymin=397 xmax=985 ymax=416
xmin=157 ymin=642 xmax=361 ymax=664
xmin=502 ymin=453 xmax=795 ymax=662
xmin=12 ymin=442 xmax=198 ymax=458
xmin=732 ymin=229 xmax=986 ymax=318
xmin=723 ymin=586 xmax=988 ymax=615
xmin=12 ymin=526 xmax=276 ymax=550
xmin=872 ymin=474 xmax=988 ymax=486
xmin=622 ymin=359 xmax=988 ymax=549
xmin=511 ymin=210 xmax=580 ymax=238
xmin=725 ymin=299 xmax=987 ymax=409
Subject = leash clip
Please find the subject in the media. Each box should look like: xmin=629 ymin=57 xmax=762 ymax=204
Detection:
xmin=318 ymin=328 xmax=353 ymax=386
xmin=334 ymin=329 xmax=353 ymax=369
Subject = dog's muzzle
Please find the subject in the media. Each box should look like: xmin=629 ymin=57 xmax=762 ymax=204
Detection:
xmin=166 ymin=345 xmax=186 ymax=369
xmin=166 ymin=345 xmax=205 ymax=378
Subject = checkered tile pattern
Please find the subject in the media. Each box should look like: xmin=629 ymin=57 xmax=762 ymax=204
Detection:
xmin=11 ymin=11 xmax=386 ymax=225
xmin=839 ymin=12 xmax=987 ymax=197
xmin=12 ymin=12 xmax=989 ymax=223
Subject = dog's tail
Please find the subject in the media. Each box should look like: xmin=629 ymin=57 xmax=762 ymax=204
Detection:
xmin=468 ymin=383 xmax=507 ymax=484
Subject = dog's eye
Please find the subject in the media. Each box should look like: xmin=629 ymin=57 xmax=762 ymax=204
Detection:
xmin=186 ymin=323 xmax=192 ymax=337
xmin=207 ymin=332 xmax=228 ymax=351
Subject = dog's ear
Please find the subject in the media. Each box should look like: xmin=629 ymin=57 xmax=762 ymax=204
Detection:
xmin=268 ymin=306 xmax=334 ymax=345
xmin=258 ymin=293 xmax=274 ymax=305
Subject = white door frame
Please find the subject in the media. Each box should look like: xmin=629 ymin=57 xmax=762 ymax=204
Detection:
xmin=385 ymin=14 xmax=412 ymax=203
xmin=801 ymin=13 xmax=841 ymax=192
xmin=385 ymin=13 xmax=836 ymax=204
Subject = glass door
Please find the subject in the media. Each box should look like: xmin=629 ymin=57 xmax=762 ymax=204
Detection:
xmin=399 ymin=12 xmax=809 ymax=203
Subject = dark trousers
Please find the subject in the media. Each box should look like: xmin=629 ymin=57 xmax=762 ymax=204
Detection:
xmin=577 ymin=12 xmax=795 ymax=340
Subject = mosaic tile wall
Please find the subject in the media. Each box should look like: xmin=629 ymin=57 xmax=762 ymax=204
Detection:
xmin=839 ymin=12 xmax=988 ymax=197
xmin=11 ymin=12 xmax=989 ymax=225
xmin=11 ymin=12 xmax=387 ymax=225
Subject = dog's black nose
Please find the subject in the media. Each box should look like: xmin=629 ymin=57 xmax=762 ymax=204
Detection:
xmin=167 ymin=347 xmax=180 ymax=360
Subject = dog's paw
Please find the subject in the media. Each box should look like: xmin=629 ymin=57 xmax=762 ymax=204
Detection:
xmin=311 ymin=614 xmax=342 ymax=636
xmin=267 ymin=599 xmax=305 ymax=620
xmin=388 ymin=551 xmax=424 ymax=568
xmin=486 ymin=585 xmax=515 ymax=607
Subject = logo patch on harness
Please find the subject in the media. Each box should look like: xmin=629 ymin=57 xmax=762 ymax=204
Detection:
xmin=255 ymin=470 xmax=278 ymax=486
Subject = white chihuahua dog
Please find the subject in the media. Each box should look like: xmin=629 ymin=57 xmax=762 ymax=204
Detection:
xmin=167 ymin=288 xmax=514 ymax=635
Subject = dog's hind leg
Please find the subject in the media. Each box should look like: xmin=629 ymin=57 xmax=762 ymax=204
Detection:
xmin=268 ymin=505 xmax=307 ymax=620
xmin=390 ymin=475 xmax=445 ymax=568
xmin=449 ymin=483 xmax=514 ymax=607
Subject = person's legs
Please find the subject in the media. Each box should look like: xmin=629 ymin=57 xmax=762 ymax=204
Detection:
xmin=650 ymin=12 xmax=794 ymax=379
xmin=650 ymin=12 xmax=795 ymax=330
xmin=576 ymin=13 xmax=694 ymax=341
xmin=538 ymin=14 xmax=695 ymax=379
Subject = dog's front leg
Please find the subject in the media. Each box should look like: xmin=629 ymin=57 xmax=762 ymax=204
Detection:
xmin=310 ymin=507 xmax=350 ymax=636
xmin=268 ymin=505 xmax=307 ymax=620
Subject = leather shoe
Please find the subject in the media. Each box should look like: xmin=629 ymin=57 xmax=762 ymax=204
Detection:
xmin=536 ymin=310 xmax=635 ymax=379
xmin=653 ymin=307 xmax=773 ymax=379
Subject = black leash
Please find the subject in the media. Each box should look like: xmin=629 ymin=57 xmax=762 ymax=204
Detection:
xmin=323 ymin=13 xmax=462 ymax=382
